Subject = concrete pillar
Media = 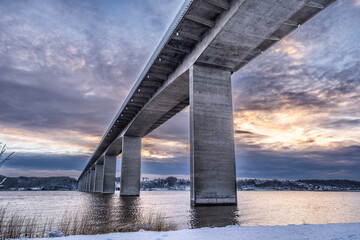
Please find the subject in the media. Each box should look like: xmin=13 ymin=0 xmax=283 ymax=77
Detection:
xmin=90 ymin=169 xmax=95 ymax=192
xmin=189 ymin=64 xmax=237 ymax=206
xmin=94 ymin=163 xmax=104 ymax=192
xmin=87 ymin=171 xmax=92 ymax=192
xmin=81 ymin=178 xmax=84 ymax=191
xmin=120 ymin=136 xmax=141 ymax=196
xmin=85 ymin=174 xmax=88 ymax=191
xmin=102 ymin=155 xmax=117 ymax=193
xmin=84 ymin=174 xmax=87 ymax=191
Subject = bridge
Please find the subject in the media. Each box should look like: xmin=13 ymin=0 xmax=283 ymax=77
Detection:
xmin=78 ymin=0 xmax=335 ymax=205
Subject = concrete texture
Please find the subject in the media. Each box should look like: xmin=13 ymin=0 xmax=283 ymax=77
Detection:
xmin=86 ymin=172 xmax=90 ymax=192
xmin=120 ymin=136 xmax=142 ymax=196
xmin=102 ymin=155 xmax=117 ymax=193
xmin=94 ymin=163 xmax=104 ymax=192
xmin=90 ymin=169 xmax=95 ymax=192
xmin=78 ymin=0 xmax=336 ymax=204
xmin=80 ymin=0 xmax=335 ymax=180
xmin=190 ymin=64 xmax=236 ymax=205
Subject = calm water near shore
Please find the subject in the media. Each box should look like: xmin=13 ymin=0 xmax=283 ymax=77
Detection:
xmin=1 ymin=191 xmax=360 ymax=230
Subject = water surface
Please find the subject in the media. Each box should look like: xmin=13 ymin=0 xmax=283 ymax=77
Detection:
xmin=1 ymin=191 xmax=360 ymax=229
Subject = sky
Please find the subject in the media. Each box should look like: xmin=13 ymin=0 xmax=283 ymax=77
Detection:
xmin=0 ymin=0 xmax=359 ymax=180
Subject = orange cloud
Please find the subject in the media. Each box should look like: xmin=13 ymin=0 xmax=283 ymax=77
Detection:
xmin=141 ymin=137 xmax=189 ymax=162
xmin=233 ymin=107 xmax=360 ymax=152
xmin=0 ymin=125 xmax=100 ymax=155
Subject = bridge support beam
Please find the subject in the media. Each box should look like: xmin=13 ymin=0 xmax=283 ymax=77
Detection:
xmin=189 ymin=64 xmax=237 ymax=206
xmin=84 ymin=174 xmax=87 ymax=191
xmin=85 ymin=172 xmax=89 ymax=192
xmin=90 ymin=169 xmax=95 ymax=192
xmin=102 ymin=155 xmax=117 ymax=193
xmin=87 ymin=171 xmax=92 ymax=192
xmin=94 ymin=162 xmax=104 ymax=192
xmin=81 ymin=178 xmax=84 ymax=191
xmin=120 ymin=136 xmax=141 ymax=196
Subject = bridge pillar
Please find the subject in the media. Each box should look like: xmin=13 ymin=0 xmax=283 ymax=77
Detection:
xmin=81 ymin=178 xmax=84 ymax=191
xmin=94 ymin=162 xmax=104 ymax=192
xmin=102 ymin=155 xmax=117 ymax=193
xmin=83 ymin=174 xmax=86 ymax=191
xmin=90 ymin=169 xmax=95 ymax=192
xmin=80 ymin=178 xmax=84 ymax=191
xmin=78 ymin=179 xmax=81 ymax=191
xmin=87 ymin=171 xmax=92 ymax=192
xmin=189 ymin=64 xmax=237 ymax=206
xmin=120 ymin=136 xmax=141 ymax=196
xmin=85 ymin=173 xmax=89 ymax=191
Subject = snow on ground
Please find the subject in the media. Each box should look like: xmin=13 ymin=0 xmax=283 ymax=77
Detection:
xmin=18 ymin=223 xmax=360 ymax=240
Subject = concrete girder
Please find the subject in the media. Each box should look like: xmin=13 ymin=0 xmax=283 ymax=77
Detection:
xmin=147 ymin=73 xmax=168 ymax=81
xmin=158 ymin=55 xmax=184 ymax=64
xmin=79 ymin=0 xmax=336 ymax=204
xmin=139 ymin=81 xmax=162 ymax=88
xmin=136 ymin=87 xmax=158 ymax=94
xmin=152 ymin=64 xmax=175 ymax=73
xmin=123 ymin=71 xmax=189 ymax=137
xmin=204 ymin=0 xmax=230 ymax=11
xmin=185 ymin=14 xmax=215 ymax=28
xmin=166 ymin=44 xmax=192 ymax=55
xmin=106 ymin=137 xmax=123 ymax=156
xmin=175 ymin=31 xmax=202 ymax=42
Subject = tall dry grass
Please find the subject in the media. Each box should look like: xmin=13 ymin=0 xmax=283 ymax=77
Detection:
xmin=0 ymin=207 xmax=176 ymax=239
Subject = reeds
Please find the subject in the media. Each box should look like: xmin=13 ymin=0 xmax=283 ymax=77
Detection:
xmin=0 ymin=207 xmax=176 ymax=239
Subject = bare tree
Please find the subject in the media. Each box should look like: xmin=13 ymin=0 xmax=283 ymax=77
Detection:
xmin=0 ymin=142 xmax=15 ymax=168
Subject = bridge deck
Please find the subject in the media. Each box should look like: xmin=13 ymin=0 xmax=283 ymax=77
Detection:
xmin=79 ymin=0 xmax=335 ymax=179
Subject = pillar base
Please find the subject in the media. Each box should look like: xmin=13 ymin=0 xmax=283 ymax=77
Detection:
xmin=191 ymin=197 xmax=237 ymax=206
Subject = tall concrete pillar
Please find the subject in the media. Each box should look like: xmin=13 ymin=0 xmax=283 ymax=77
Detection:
xmin=189 ymin=64 xmax=237 ymax=206
xmin=85 ymin=174 xmax=88 ymax=191
xmin=81 ymin=178 xmax=84 ymax=191
xmin=80 ymin=178 xmax=84 ymax=191
xmin=102 ymin=155 xmax=117 ymax=193
xmin=120 ymin=136 xmax=141 ymax=196
xmin=94 ymin=162 xmax=104 ymax=192
xmin=87 ymin=171 xmax=92 ymax=192
xmin=83 ymin=177 xmax=86 ymax=191
xmin=90 ymin=169 xmax=95 ymax=192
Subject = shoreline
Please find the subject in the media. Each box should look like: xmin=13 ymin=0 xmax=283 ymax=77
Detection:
xmin=14 ymin=223 xmax=360 ymax=240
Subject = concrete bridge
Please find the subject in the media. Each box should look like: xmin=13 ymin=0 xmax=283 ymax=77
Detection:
xmin=78 ymin=0 xmax=335 ymax=205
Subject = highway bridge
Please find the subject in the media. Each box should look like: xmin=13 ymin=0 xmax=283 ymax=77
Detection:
xmin=78 ymin=0 xmax=335 ymax=205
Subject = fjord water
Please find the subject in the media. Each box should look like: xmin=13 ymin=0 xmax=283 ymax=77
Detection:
xmin=1 ymin=191 xmax=360 ymax=229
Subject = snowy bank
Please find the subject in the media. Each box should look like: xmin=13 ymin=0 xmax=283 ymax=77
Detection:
xmin=18 ymin=223 xmax=360 ymax=240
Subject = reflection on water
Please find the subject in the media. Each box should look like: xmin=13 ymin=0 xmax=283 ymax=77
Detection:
xmin=118 ymin=196 xmax=141 ymax=224
xmin=190 ymin=205 xmax=239 ymax=228
xmin=1 ymin=191 xmax=360 ymax=230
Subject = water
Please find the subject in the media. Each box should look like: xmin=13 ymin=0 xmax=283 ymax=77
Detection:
xmin=1 ymin=191 xmax=360 ymax=230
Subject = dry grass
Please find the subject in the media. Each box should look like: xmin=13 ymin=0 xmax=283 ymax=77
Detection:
xmin=0 ymin=207 xmax=176 ymax=239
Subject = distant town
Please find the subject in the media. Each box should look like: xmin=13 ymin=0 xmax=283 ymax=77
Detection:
xmin=1 ymin=175 xmax=360 ymax=192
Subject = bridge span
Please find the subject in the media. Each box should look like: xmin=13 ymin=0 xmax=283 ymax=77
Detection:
xmin=78 ymin=0 xmax=335 ymax=205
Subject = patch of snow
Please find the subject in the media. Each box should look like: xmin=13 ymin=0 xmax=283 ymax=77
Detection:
xmin=16 ymin=223 xmax=360 ymax=240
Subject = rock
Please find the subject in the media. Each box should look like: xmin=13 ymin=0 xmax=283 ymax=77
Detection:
xmin=45 ymin=230 xmax=64 ymax=238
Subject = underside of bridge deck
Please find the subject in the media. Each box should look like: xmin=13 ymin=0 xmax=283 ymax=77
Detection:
xmin=78 ymin=0 xmax=336 ymax=205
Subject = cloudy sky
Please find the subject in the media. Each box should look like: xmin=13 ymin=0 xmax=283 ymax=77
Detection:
xmin=0 ymin=0 xmax=359 ymax=180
